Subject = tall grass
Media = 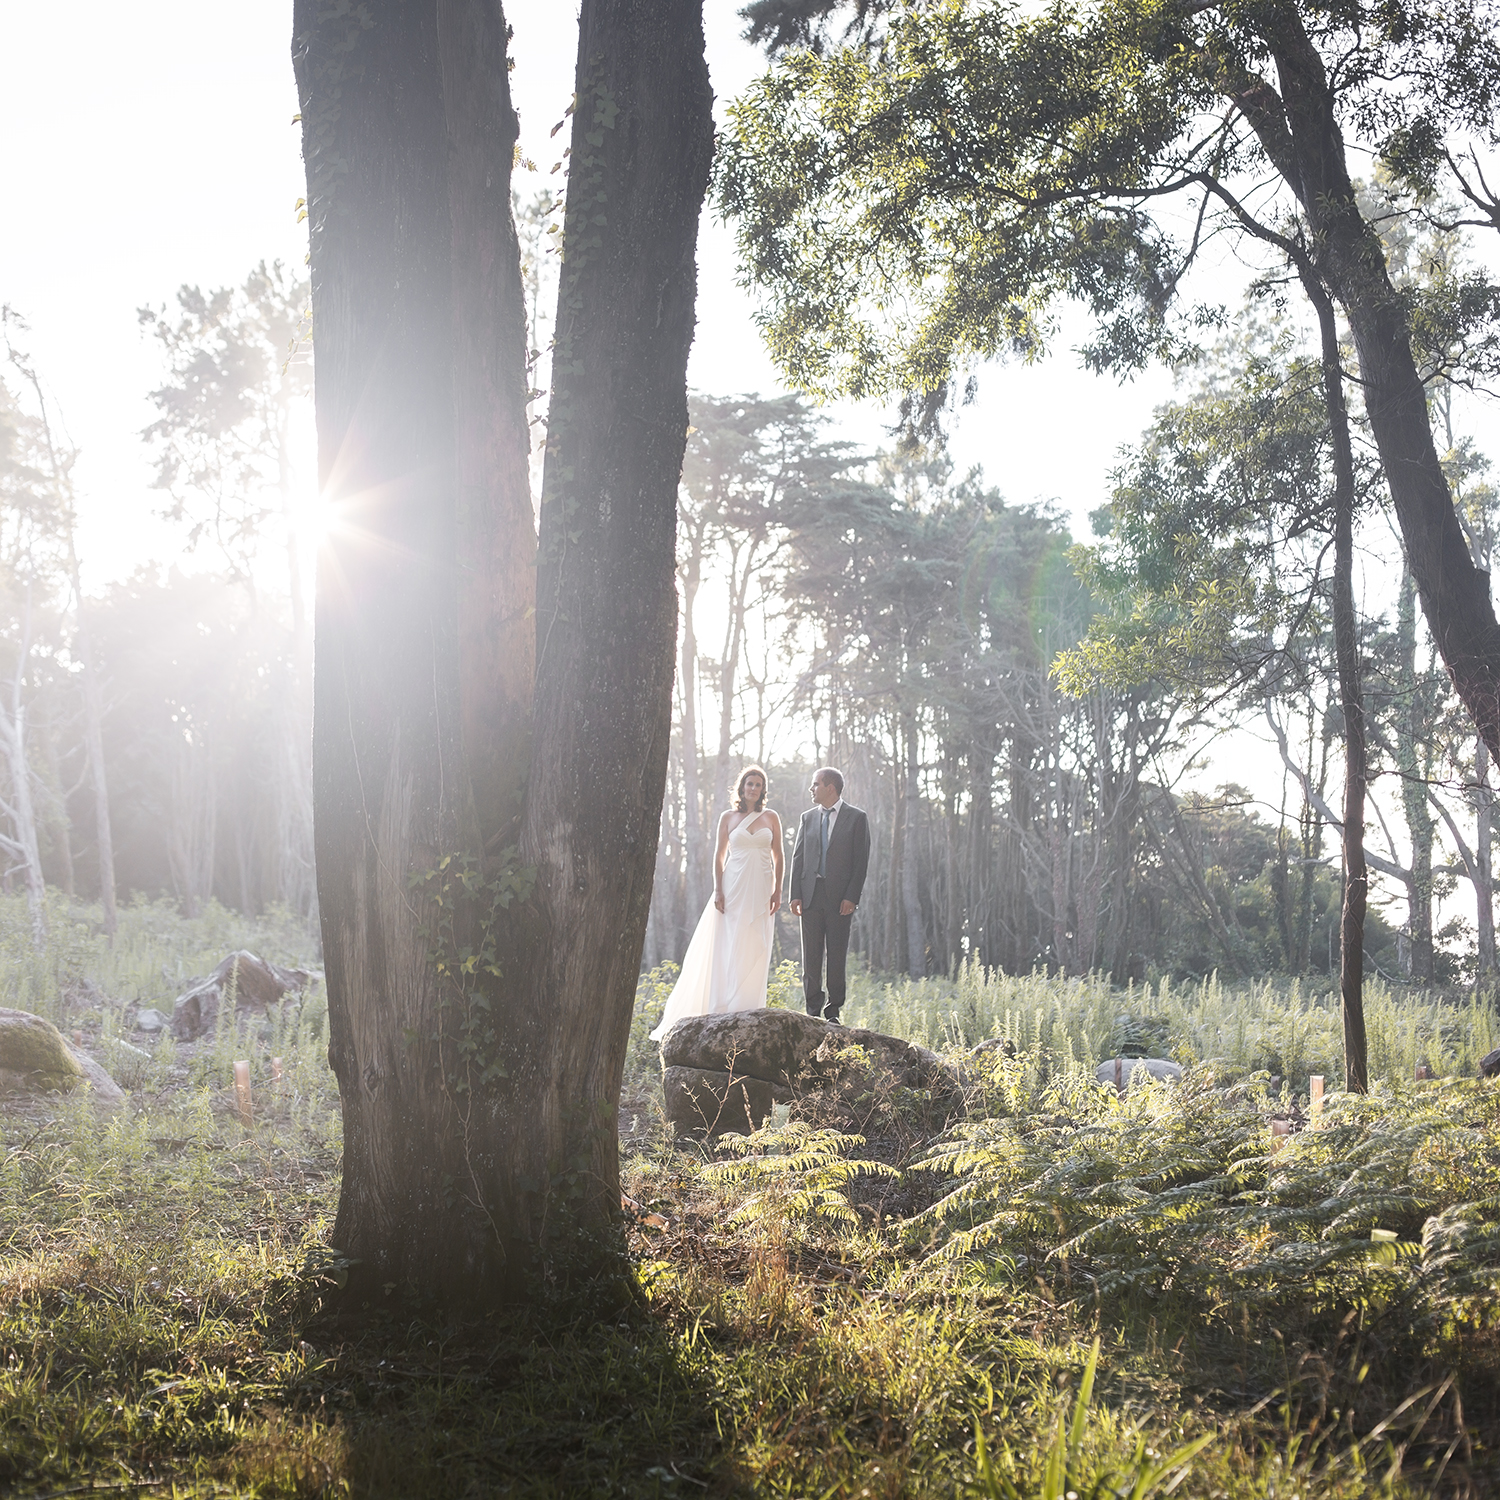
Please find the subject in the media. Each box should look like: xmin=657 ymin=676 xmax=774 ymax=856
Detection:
xmin=837 ymin=960 xmax=1500 ymax=1091
xmin=5 ymin=901 xmax=1500 ymax=1495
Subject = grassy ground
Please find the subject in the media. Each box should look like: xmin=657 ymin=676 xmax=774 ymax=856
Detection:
xmin=3 ymin=904 xmax=1500 ymax=1496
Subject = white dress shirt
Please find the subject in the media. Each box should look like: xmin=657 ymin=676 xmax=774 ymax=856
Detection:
xmin=815 ymin=798 xmax=843 ymax=874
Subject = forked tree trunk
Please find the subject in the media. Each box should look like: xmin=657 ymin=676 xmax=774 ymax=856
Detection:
xmin=295 ymin=0 xmax=711 ymax=1303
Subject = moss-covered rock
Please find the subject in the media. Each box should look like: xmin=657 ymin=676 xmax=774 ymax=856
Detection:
xmin=0 ymin=1007 xmax=86 ymax=1091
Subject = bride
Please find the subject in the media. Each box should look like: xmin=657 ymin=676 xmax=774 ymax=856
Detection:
xmin=650 ymin=766 xmax=784 ymax=1041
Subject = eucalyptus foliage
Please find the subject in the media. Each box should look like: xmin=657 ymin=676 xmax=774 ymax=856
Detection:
xmin=720 ymin=0 xmax=1500 ymax=411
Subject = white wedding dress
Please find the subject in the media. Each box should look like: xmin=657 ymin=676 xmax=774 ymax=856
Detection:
xmin=650 ymin=817 xmax=776 ymax=1041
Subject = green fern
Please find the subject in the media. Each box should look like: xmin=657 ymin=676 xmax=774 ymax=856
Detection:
xmin=918 ymin=1072 xmax=1500 ymax=1331
xmin=703 ymin=1119 xmax=898 ymax=1228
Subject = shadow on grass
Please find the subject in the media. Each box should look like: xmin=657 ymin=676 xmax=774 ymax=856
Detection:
xmin=258 ymin=1294 xmax=739 ymax=1499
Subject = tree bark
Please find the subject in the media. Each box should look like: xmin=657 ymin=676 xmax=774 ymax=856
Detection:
xmin=677 ymin=517 xmax=706 ymax=916
xmin=1478 ymin=737 xmax=1496 ymax=983
xmin=901 ymin=712 xmax=924 ymax=978
xmin=1394 ymin=563 xmax=1435 ymax=981
xmin=295 ymin=0 xmax=538 ymax=1298
xmin=520 ymin=0 xmax=713 ymax=1269
xmin=1305 ymin=271 xmax=1369 ymax=1093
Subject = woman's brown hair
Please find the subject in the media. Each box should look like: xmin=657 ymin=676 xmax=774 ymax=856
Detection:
xmin=734 ymin=765 xmax=768 ymax=812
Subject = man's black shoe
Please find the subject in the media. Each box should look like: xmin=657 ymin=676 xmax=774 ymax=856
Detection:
xmin=824 ymin=1011 xmax=842 ymax=1026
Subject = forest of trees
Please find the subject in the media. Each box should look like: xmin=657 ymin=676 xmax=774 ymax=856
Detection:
xmin=641 ymin=378 xmax=1496 ymax=993
xmin=0 ymin=6 xmax=1497 ymax=1013
xmin=0 ymin=266 xmax=315 ymax=937
xmin=2 ymin=263 xmax=1498 ymax=1000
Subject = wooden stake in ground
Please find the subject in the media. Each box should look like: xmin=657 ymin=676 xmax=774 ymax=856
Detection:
xmin=233 ymin=1061 xmax=252 ymax=1127
xmin=1309 ymin=1074 xmax=1324 ymax=1128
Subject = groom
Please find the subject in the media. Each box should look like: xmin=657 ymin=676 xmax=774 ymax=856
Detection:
xmin=788 ymin=767 xmax=871 ymax=1025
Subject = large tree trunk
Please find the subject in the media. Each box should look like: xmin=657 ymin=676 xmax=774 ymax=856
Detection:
xmin=1235 ymin=11 xmax=1500 ymax=758
xmin=299 ymin=0 xmax=712 ymax=1304
xmin=677 ymin=524 xmax=706 ymax=918
xmin=295 ymin=0 xmax=538 ymax=1298
xmin=520 ymin=0 xmax=713 ymax=1270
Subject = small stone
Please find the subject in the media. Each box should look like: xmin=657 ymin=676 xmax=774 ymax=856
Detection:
xmin=136 ymin=1009 xmax=170 ymax=1033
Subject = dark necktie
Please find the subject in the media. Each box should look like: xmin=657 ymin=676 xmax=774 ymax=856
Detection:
xmin=818 ymin=807 xmax=830 ymax=879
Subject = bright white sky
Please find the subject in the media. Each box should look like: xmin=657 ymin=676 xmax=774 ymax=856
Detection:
xmin=0 ymin=0 xmax=1174 ymax=590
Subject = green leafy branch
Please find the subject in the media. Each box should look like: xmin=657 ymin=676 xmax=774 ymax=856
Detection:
xmin=409 ymin=847 xmax=534 ymax=1097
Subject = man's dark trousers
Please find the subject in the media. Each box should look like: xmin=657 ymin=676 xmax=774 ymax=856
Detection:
xmin=790 ymin=799 xmax=871 ymax=1023
xmin=800 ymin=879 xmax=852 ymax=1021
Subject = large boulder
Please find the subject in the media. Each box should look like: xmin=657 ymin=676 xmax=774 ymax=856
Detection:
xmin=1096 ymin=1056 xmax=1183 ymax=1090
xmin=0 ymin=1007 xmax=123 ymax=1101
xmin=170 ymin=951 xmax=314 ymax=1041
xmin=661 ymin=1009 xmax=951 ymax=1091
xmin=658 ymin=1009 xmax=959 ymax=1136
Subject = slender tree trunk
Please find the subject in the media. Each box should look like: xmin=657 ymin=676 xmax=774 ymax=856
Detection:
xmin=0 ymin=692 xmax=46 ymax=951
xmin=75 ymin=588 xmax=117 ymax=937
xmin=885 ymin=719 xmax=904 ymax=972
xmin=37 ymin=703 xmax=73 ymax=899
xmin=678 ymin=529 xmax=705 ymax=909
xmin=275 ymin=405 xmax=316 ymax=923
xmin=1305 ymin=272 xmax=1369 ymax=1093
xmin=1477 ymin=736 xmax=1496 ymax=982
xmin=901 ymin=712 xmax=924 ymax=978
xmin=9 ymin=352 xmax=117 ymax=937
xmin=167 ymin=732 xmax=216 ymax=920
xmin=1394 ymin=563 xmax=1435 ymax=980
xmin=1233 ymin=13 xmax=1500 ymax=757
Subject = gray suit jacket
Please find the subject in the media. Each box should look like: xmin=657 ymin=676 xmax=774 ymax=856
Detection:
xmin=789 ymin=802 xmax=871 ymax=909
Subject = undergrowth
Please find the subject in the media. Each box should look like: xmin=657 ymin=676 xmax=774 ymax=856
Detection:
xmin=2 ymin=901 xmax=1499 ymax=1494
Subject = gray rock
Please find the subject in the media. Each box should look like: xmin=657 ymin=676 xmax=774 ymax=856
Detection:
xmin=0 ymin=1007 xmax=85 ymax=1092
xmin=663 ymin=1065 xmax=793 ymax=1137
xmin=660 ymin=1008 xmax=952 ymax=1092
xmin=0 ymin=1008 xmax=124 ymax=1103
xmin=1480 ymin=1047 xmax=1500 ymax=1079
xmin=170 ymin=951 xmax=314 ymax=1041
xmin=67 ymin=1046 xmax=125 ymax=1104
xmin=135 ymin=1008 xmax=170 ymax=1033
xmin=1096 ymin=1056 xmax=1183 ymax=1089
xmin=970 ymin=1037 xmax=1017 ymax=1059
